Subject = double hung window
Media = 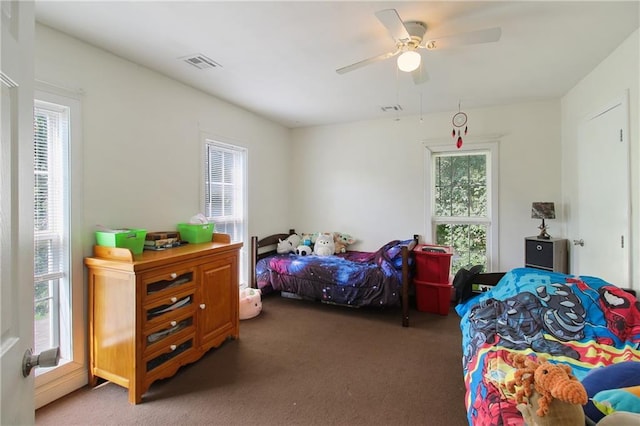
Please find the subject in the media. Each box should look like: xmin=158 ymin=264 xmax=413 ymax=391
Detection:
xmin=428 ymin=143 xmax=498 ymax=273
xmin=33 ymin=89 xmax=86 ymax=408
xmin=203 ymin=140 xmax=247 ymax=284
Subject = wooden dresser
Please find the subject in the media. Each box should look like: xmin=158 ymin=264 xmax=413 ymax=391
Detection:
xmin=84 ymin=233 xmax=242 ymax=404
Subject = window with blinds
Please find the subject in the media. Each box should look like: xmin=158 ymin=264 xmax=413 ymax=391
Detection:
xmin=33 ymin=100 xmax=70 ymax=358
xmin=204 ymin=140 xmax=247 ymax=284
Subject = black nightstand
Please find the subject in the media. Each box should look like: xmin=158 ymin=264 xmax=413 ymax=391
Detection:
xmin=524 ymin=237 xmax=568 ymax=273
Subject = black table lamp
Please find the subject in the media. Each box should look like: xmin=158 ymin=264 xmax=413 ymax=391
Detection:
xmin=531 ymin=202 xmax=555 ymax=239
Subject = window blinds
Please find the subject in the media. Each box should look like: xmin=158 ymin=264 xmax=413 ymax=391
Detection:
xmin=33 ymin=101 xmax=69 ymax=284
xmin=204 ymin=141 xmax=245 ymax=243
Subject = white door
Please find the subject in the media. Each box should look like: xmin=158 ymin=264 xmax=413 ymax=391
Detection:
xmin=1 ymin=1 xmax=36 ymax=424
xmin=574 ymin=94 xmax=630 ymax=286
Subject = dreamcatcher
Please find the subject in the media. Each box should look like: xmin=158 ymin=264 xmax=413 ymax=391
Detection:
xmin=451 ymin=103 xmax=468 ymax=149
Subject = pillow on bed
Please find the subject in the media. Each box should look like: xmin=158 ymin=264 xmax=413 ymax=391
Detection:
xmin=592 ymin=385 xmax=640 ymax=416
xmin=582 ymin=361 xmax=640 ymax=422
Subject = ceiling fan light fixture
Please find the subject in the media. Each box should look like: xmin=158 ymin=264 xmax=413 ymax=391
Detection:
xmin=397 ymin=50 xmax=421 ymax=72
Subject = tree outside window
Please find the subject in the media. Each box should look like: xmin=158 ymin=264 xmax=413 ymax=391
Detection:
xmin=433 ymin=152 xmax=490 ymax=273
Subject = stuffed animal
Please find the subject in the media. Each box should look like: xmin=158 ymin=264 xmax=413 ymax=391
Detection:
xmin=286 ymin=233 xmax=301 ymax=248
xmin=299 ymin=233 xmax=317 ymax=249
xmin=313 ymin=233 xmax=335 ymax=256
xmin=276 ymin=233 xmax=301 ymax=254
xmin=295 ymin=245 xmax=312 ymax=256
xmin=507 ymin=353 xmax=587 ymax=425
xmin=239 ymin=288 xmax=262 ymax=320
xmin=333 ymin=232 xmax=356 ymax=254
xmin=276 ymin=238 xmax=294 ymax=254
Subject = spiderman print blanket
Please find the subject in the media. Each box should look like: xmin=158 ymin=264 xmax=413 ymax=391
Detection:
xmin=456 ymin=267 xmax=640 ymax=425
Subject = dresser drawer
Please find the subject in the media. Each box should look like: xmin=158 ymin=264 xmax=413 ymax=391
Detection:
xmin=141 ymin=265 xmax=196 ymax=302
xmin=144 ymin=288 xmax=195 ymax=325
xmin=525 ymin=239 xmax=553 ymax=269
xmin=524 ymin=237 xmax=568 ymax=273
xmin=144 ymin=311 xmax=195 ymax=356
xmin=144 ymin=335 xmax=195 ymax=373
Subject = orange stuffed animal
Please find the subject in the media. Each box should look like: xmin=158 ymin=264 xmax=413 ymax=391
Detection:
xmin=507 ymin=353 xmax=588 ymax=425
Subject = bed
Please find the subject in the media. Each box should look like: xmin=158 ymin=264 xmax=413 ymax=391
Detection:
xmin=250 ymin=230 xmax=417 ymax=327
xmin=456 ymin=267 xmax=640 ymax=425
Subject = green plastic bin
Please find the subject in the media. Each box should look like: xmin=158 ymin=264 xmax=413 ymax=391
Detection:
xmin=177 ymin=223 xmax=214 ymax=244
xmin=95 ymin=229 xmax=147 ymax=254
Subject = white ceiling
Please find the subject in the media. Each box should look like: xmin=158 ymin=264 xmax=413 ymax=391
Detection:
xmin=35 ymin=1 xmax=639 ymax=129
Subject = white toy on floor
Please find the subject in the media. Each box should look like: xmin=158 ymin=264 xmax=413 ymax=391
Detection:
xmin=239 ymin=288 xmax=262 ymax=320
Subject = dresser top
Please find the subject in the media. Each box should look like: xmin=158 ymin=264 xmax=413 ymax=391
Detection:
xmin=85 ymin=235 xmax=242 ymax=272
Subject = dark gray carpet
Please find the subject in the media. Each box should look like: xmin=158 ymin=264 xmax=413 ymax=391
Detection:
xmin=36 ymin=295 xmax=468 ymax=425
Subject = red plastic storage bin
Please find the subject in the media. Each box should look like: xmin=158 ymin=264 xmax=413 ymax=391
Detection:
xmin=413 ymin=244 xmax=453 ymax=283
xmin=415 ymin=279 xmax=452 ymax=315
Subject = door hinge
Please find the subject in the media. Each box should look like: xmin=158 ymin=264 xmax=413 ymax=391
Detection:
xmin=621 ymin=235 xmax=624 ymax=248
xmin=620 ymin=129 xmax=623 ymax=142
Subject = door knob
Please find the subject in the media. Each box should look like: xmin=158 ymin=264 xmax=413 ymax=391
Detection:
xmin=22 ymin=347 xmax=60 ymax=377
xmin=573 ymin=239 xmax=584 ymax=246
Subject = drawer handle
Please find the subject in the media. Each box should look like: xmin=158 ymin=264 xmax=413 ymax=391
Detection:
xmin=170 ymin=344 xmax=177 ymax=351
xmin=170 ymin=296 xmax=178 ymax=303
xmin=170 ymin=320 xmax=177 ymax=327
xmin=199 ymin=304 xmax=206 ymax=310
xmin=536 ymin=244 xmax=543 ymax=251
xmin=170 ymin=273 xmax=178 ymax=279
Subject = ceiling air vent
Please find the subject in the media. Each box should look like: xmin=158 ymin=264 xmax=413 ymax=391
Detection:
xmin=180 ymin=54 xmax=221 ymax=70
xmin=381 ymin=105 xmax=403 ymax=112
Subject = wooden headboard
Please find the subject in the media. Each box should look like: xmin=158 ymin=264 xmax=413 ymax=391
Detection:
xmin=250 ymin=229 xmax=296 ymax=288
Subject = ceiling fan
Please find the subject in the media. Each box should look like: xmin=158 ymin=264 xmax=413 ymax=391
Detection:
xmin=336 ymin=9 xmax=502 ymax=84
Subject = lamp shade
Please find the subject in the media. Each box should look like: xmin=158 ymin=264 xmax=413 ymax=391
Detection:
xmin=397 ymin=51 xmax=421 ymax=72
xmin=531 ymin=202 xmax=556 ymax=219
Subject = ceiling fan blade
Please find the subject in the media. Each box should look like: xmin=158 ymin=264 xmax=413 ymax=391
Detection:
xmin=424 ymin=27 xmax=502 ymax=50
xmin=336 ymin=50 xmax=400 ymax=74
xmin=375 ymin=9 xmax=411 ymax=43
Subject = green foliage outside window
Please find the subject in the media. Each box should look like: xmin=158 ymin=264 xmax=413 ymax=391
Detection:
xmin=434 ymin=153 xmax=489 ymax=273
xmin=436 ymin=224 xmax=487 ymax=272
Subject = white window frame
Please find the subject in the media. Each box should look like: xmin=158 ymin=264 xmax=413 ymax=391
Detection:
xmin=425 ymin=141 xmax=499 ymax=272
xmin=33 ymin=84 xmax=86 ymax=408
xmin=201 ymin=136 xmax=248 ymax=287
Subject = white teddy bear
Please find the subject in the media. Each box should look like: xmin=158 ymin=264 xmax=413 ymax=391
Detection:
xmin=313 ymin=233 xmax=335 ymax=256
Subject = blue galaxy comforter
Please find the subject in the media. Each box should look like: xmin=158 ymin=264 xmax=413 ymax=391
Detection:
xmin=256 ymin=239 xmax=411 ymax=307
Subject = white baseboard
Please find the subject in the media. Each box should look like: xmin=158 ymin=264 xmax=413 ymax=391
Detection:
xmin=35 ymin=367 xmax=87 ymax=409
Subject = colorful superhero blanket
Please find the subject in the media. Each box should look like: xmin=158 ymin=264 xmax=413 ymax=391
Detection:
xmin=255 ymin=240 xmax=412 ymax=307
xmin=456 ymin=267 xmax=640 ymax=426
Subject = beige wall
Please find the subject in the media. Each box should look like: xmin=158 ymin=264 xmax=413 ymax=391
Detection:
xmin=35 ymin=23 xmax=639 ymax=284
xmin=35 ymin=24 xmax=293 ymax=274
xmin=561 ymin=29 xmax=639 ymax=291
xmin=291 ymin=100 xmax=562 ymax=271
